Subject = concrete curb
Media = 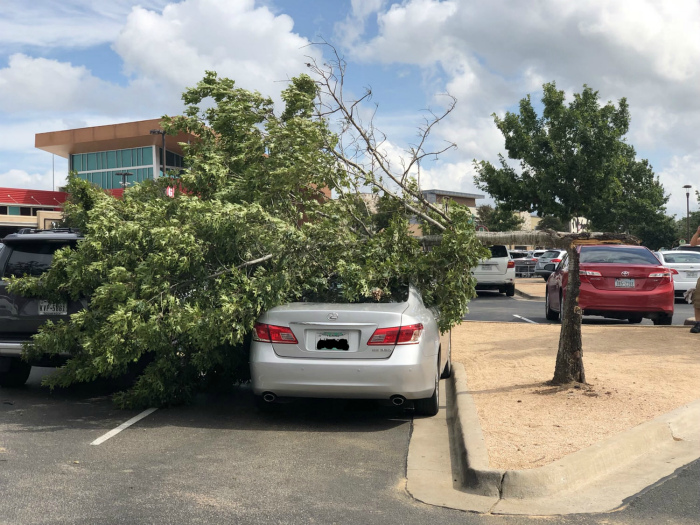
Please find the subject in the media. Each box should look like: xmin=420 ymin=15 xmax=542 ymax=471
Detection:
xmin=514 ymin=288 xmax=544 ymax=300
xmin=450 ymin=362 xmax=700 ymax=514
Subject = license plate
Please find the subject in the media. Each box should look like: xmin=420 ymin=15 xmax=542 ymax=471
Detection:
xmin=686 ymin=271 xmax=698 ymax=278
xmin=38 ymin=300 xmax=68 ymax=315
xmin=316 ymin=331 xmax=349 ymax=351
xmin=480 ymin=265 xmax=493 ymax=271
xmin=615 ymin=278 xmax=635 ymax=288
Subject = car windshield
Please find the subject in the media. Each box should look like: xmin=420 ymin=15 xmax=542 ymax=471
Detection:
xmin=580 ymin=246 xmax=659 ymax=265
xmin=489 ymin=245 xmax=508 ymax=258
xmin=299 ymin=278 xmax=410 ymax=304
xmin=661 ymin=252 xmax=700 ymax=263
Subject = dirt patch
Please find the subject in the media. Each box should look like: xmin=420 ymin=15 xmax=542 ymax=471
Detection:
xmin=451 ymin=322 xmax=700 ymax=470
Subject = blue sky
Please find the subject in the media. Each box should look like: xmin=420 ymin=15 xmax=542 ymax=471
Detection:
xmin=1 ymin=0 xmax=699 ymax=219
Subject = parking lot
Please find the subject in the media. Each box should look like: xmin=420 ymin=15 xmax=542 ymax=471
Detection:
xmin=2 ymin=292 xmax=699 ymax=525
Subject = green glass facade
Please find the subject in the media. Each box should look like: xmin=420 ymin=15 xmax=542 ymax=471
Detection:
xmin=70 ymin=146 xmax=185 ymax=190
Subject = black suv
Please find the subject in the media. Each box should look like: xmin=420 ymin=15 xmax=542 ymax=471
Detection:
xmin=0 ymin=228 xmax=83 ymax=387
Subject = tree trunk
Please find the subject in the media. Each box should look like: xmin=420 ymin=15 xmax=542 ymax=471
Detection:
xmin=551 ymin=245 xmax=586 ymax=384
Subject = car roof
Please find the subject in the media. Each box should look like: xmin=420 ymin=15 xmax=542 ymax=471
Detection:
xmin=1 ymin=228 xmax=82 ymax=244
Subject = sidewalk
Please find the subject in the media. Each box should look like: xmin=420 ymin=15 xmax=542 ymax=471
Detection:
xmin=407 ymin=321 xmax=700 ymax=515
xmin=514 ymin=277 xmax=545 ymax=299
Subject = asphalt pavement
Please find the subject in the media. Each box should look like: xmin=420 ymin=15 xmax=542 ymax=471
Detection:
xmin=2 ymin=364 xmax=699 ymax=524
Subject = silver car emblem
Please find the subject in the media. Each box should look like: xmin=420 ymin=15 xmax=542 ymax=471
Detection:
xmin=328 ymin=312 xmax=339 ymax=320
xmin=621 ymin=271 xmax=630 ymax=277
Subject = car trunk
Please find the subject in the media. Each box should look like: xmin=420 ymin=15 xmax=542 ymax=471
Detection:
xmin=263 ymin=301 xmax=409 ymax=359
xmin=581 ymin=264 xmax=666 ymax=291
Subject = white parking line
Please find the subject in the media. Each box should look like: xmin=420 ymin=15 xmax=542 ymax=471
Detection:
xmin=90 ymin=408 xmax=158 ymax=446
xmin=513 ymin=315 xmax=538 ymax=324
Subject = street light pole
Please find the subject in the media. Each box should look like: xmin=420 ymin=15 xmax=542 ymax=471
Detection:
xmin=114 ymin=172 xmax=133 ymax=190
xmin=150 ymin=129 xmax=167 ymax=177
xmin=684 ymin=184 xmax=692 ymax=243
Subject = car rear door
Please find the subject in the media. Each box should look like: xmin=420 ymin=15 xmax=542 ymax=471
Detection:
xmin=474 ymin=245 xmax=509 ymax=277
xmin=0 ymin=240 xmax=80 ymax=339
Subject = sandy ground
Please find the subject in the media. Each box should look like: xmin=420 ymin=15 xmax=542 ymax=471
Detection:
xmin=451 ymin=322 xmax=700 ymax=470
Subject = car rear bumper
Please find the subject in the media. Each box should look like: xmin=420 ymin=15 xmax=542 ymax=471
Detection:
xmin=579 ymin=284 xmax=674 ymax=315
xmin=250 ymin=342 xmax=436 ymax=400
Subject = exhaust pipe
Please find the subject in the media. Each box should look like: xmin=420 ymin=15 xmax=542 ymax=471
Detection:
xmin=262 ymin=392 xmax=277 ymax=403
xmin=390 ymin=395 xmax=406 ymax=406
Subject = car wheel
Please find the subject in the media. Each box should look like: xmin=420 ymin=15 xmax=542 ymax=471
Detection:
xmin=653 ymin=314 xmax=673 ymax=326
xmin=628 ymin=316 xmax=643 ymax=324
xmin=505 ymin=284 xmax=515 ymax=297
xmin=545 ymin=289 xmax=559 ymax=321
xmin=440 ymin=346 xmax=452 ymax=379
xmin=414 ymin=364 xmax=439 ymax=417
xmin=0 ymin=358 xmax=32 ymax=388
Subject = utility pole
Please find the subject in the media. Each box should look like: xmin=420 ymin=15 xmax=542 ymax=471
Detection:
xmin=684 ymin=184 xmax=692 ymax=243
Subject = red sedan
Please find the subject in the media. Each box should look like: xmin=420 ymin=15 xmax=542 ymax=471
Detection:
xmin=545 ymin=245 xmax=674 ymax=325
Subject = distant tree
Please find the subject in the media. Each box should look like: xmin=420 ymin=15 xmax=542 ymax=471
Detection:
xmin=474 ymin=81 xmax=636 ymax=386
xmin=675 ymin=210 xmax=700 ymax=245
xmin=476 ymin=203 xmax=525 ymax=232
xmin=536 ymin=215 xmax=568 ymax=232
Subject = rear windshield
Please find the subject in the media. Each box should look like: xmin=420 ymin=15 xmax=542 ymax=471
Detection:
xmin=580 ymin=246 xmax=659 ymax=265
xmin=661 ymin=252 xmax=700 ymax=263
xmin=489 ymin=245 xmax=509 ymax=258
xmin=2 ymin=241 xmax=74 ymax=278
xmin=540 ymin=250 xmax=562 ymax=259
xmin=299 ymin=279 xmax=410 ymax=304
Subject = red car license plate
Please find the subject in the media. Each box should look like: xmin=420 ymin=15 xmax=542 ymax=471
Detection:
xmin=615 ymin=278 xmax=635 ymax=288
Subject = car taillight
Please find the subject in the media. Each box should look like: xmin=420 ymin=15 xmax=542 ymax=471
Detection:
xmin=368 ymin=323 xmax=423 ymax=345
xmin=667 ymin=268 xmax=679 ymax=275
xmin=550 ymin=258 xmax=562 ymax=263
xmin=579 ymin=269 xmax=602 ymax=283
xmin=507 ymin=260 xmax=515 ymax=268
xmin=649 ymin=271 xmax=673 ymax=282
xmin=252 ymin=322 xmax=298 ymax=344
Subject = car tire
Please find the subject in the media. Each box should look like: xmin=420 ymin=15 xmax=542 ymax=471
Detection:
xmin=628 ymin=316 xmax=643 ymax=324
xmin=440 ymin=347 xmax=452 ymax=379
xmin=0 ymin=358 xmax=32 ymax=388
xmin=505 ymin=284 xmax=515 ymax=297
xmin=653 ymin=314 xmax=673 ymax=326
xmin=414 ymin=365 xmax=439 ymax=417
xmin=545 ymin=289 xmax=559 ymax=321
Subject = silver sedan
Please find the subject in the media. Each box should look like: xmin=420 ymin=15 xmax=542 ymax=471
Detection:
xmin=249 ymin=285 xmax=451 ymax=416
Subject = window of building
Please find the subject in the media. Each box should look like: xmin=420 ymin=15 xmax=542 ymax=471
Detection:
xmin=0 ymin=206 xmax=7 ymax=215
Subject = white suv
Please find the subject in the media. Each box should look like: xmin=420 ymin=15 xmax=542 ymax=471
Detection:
xmin=473 ymin=245 xmax=516 ymax=296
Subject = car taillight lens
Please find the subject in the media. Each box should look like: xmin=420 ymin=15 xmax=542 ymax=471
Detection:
xmin=507 ymin=260 xmax=515 ymax=268
xmin=368 ymin=323 xmax=423 ymax=345
xmin=649 ymin=271 xmax=673 ymax=282
xmin=579 ymin=269 xmax=602 ymax=283
xmin=667 ymin=268 xmax=679 ymax=275
xmin=252 ymin=322 xmax=298 ymax=344
xmin=550 ymin=258 xmax=562 ymax=263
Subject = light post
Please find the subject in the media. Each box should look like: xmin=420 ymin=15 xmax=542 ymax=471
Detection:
xmin=114 ymin=171 xmax=133 ymax=190
xmin=684 ymin=184 xmax=692 ymax=243
xmin=150 ymin=129 xmax=167 ymax=177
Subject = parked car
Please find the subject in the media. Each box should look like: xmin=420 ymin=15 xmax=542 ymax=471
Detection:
xmin=545 ymin=245 xmax=674 ymax=325
xmin=249 ymin=284 xmax=451 ymax=416
xmin=473 ymin=245 xmax=516 ymax=296
xmin=0 ymin=229 xmax=84 ymax=387
xmin=673 ymin=244 xmax=700 ymax=253
xmin=534 ymin=249 xmax=567 ymax=281
xmin=654 ymin=250 xmax=700 ymax=298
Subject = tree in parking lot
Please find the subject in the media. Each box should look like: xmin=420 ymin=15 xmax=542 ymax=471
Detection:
xmin=476 ymin=203 xmax=524 ymax=232
xmin=10 ymin=56 xmax=488 ymax=408
xmin=474 ymin=82 xmax=650 ymax=385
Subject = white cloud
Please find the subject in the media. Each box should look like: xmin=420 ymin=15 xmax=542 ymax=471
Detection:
xmin=0 ymin=168 xmax=64 ymax=192
xmin=339 ymin=0 xmax=700 ymax=219
xmin=0 ymin=1 xmax=172 ymax=50
xmin=114 ymin=0 xmax=319 ymax=97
